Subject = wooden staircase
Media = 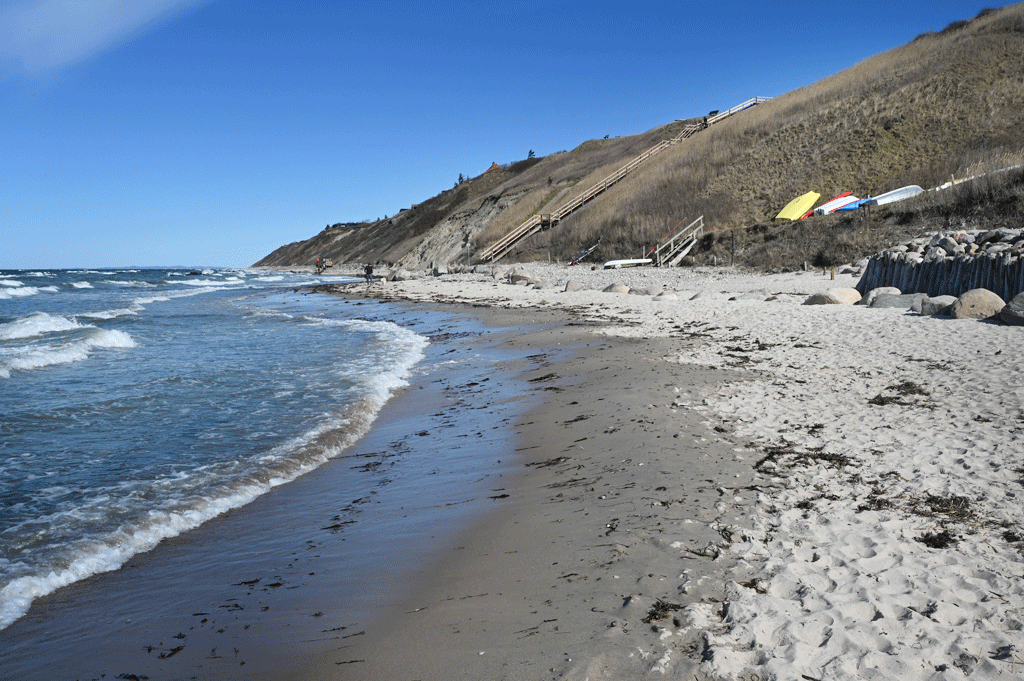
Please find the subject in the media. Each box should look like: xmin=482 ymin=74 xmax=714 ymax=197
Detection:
xmin=651 ymin=215 xmax=703 ymax=267
xmin=477 ymin=97 xmax=770 ymax=263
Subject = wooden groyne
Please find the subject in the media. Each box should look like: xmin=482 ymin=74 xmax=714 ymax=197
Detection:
xmin=856 ymin=230 xmax=1024 ymax=301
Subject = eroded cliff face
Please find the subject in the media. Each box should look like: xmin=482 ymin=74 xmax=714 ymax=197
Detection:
xmin=253 ymin=186 xmax=531 ymax=269
xmin=396 ymin=190 xmax=530 ymax=270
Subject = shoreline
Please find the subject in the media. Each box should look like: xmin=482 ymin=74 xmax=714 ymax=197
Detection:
xmin=0 ymin=301 xmax=561 ymax=679
xmin=6 ymin=260 xmax=1024 ymax=680
xmin=293 ymin=262 xmax=1024 ymax=680
xmin=293 ymin=320 xmax=762 ymax=680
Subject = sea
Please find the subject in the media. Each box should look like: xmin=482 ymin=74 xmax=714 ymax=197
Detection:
xmin=0 ymin=267 xmax=528 ymax=656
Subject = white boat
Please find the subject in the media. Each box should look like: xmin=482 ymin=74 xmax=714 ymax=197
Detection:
xmin=603 ymin=258 xmax=652 ymax=269
xmin=814 ymin=194 xmax=860 ymax=215
xmin=862 ymin=185 xmax=923 ymax=207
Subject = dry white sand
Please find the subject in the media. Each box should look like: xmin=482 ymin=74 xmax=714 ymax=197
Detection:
xmin=331 ymin=262 xmax=1024 ymax=680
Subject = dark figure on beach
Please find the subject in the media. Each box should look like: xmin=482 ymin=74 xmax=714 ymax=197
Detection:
xmin=364 ymin=263 xmax=374 ymax=283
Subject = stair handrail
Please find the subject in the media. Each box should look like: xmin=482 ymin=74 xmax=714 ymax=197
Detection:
xmin=477 ymin=97 xmax=771 ymax=263
xmin=654 ymin=215 xmax=704 ymax=267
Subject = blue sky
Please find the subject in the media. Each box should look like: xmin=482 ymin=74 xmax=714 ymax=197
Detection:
xmin=1 ymin=0 xmax=997 ymax=268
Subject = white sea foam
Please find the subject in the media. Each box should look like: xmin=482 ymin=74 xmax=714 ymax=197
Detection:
xmin=0 ymin=313 xmax=84 ymax=340
xmin=0 ymin=319 xmax=427 ymax=630
xmin=134 ymin=286 xmax=217 ymax=306
xmin=68 ymin=281 xmax=93 ymax=289
xmin=0 ymin=329 xmax=136 ymax=378
xmin=0 ymin=286 xmax=41 ymax=300
xmin=179 ymin=277 xmax=241 ymax=287
xmin=1 ymin=279 xmax=24 ymax=287
xmin=76 ymin=307 xmax=140 ymax=320
xmin=103 ymin=280 xmax=156 ymax=288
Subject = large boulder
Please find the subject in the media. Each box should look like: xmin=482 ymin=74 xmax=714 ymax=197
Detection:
xmin=653 ymin=291 xmax=679 ymax=301
xmin=730 ymin=288 xmax=773 ymax=301
xmin=803 ymin=292 xmax=844 ymax=305
xmin=603 ymin=282 xmax=630 ymax=294
xmin=917 ymin=295 xmax=957 ymax=316
xmin=999 ymin=291 xmax=1024 ymax=326
xmin=389 ymin=268 xmax=415 ymax=281
xmin=828 ymin=288 xmax=862 ymax=305
xmin=951 ymin=288 xmax=1005 ymax=320
xmin=869 ymin=293 xmax=928 ymax=309
xmin=862 ymin=286 xmax=901 ymax=307
xmin=564 ymin=280 xmax=587 ymax=292
xmin=804 ymin=288 xmax=860 ymax=305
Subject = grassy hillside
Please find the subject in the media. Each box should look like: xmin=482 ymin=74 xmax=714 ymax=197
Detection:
xmin=255 ymin=4 xmax=1024 ymax=271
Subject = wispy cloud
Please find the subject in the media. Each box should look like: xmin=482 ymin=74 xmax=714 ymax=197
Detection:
xmin=0 ymin=0 xmax=203 ymax=75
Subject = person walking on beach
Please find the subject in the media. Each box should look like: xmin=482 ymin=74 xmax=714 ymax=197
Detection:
xmin=363 ymin=263 xmax=374 ymax=283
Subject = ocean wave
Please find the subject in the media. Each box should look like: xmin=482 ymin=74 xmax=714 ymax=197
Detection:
xmin=1 ymin=279 xmax=24 ymax=287
xmin=179 ymin=277 xmax=244 ymax=287
xmin=68 ymin=281 xmax=94 ymax=289
xmin=0 ymin=319 xmax=428 ymax=628
xmin=75 ymin=307 xmax=140 ymax=321
xmin=0 ymin=313 xmax=84 ymax=340
xmin=0 ymin=286 xmax=41 ymax=300
xmin=133 ymin=286 xmax=218 ymax=306
xmin=0 ymin=329 xmax=137 ymax=379
xmin=103 ymin=280 xmax=156 ymax=288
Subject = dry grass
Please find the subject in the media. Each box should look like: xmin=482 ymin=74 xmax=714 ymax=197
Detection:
xmin=256 ymin=5 xmax=1024 ymax=269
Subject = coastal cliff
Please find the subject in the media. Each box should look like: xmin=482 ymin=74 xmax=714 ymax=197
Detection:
xmin=255 ymin=5 xmax=1024 ymax=271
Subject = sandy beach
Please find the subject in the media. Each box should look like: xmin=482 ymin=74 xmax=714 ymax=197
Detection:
xmin=5 ymin=261 xmax=1023 ymax=681
xmin=292 ymin=261 xmax=1024 ymax=680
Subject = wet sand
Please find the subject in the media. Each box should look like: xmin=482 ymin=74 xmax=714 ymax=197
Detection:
xmin=291 ymin=308 xmax=763 ymax=680
xmin=0 ymin=304 xmax=573 ymax=679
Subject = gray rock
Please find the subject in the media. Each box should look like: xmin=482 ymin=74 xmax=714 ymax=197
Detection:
xmin=827 ymin=287 xmax=862 ymax=305
xmin=938 ymin=236 xmax=960 ymax=254
xmin=951 ymin=288 xmax=1005 ymax=320
xmin=869 ymin=293 xmax=928 ymax=309
xmin=509 ymin=274 xmax=535 ymax=285
xmin=918 ymin=295 xmax=957 ymax=316
xmin=628 ymin=287 xmax=653 ymax=296
xmin=731 ymin=288 xmax=773 ymax=301
xmin=690 ymin=292 xmax=704 ymax=300
xmin=564 ymin=280 xmax=587 ymax=292
xmin=389 ymin=268 xmax=415 ymax=281
xmin=998 ymin=291 xmax=1024 ymax=326
xmin=803 ymin=292 xmax=844 ymax=305
xmin=603 ymin=283 xmax=630 ymax=294
xmin=653 ymin=291 xmax=679 ymax=301
xmin=862 ymin=286 xmax=901 ymax=307
xmin=432 ymin=266 xmax=449 ymax=276
xmin=531 ymin=280 xmax=554 ymax=290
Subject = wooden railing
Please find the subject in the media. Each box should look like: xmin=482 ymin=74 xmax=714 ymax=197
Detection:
xmin=653 ymin=216 xmax=703 ymax=267
xmin=477 ymin=97 xmax=771 ymax=263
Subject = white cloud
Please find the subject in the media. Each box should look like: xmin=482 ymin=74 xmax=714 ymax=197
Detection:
xmin=0 ymin=0 xmax=202 ymax=74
